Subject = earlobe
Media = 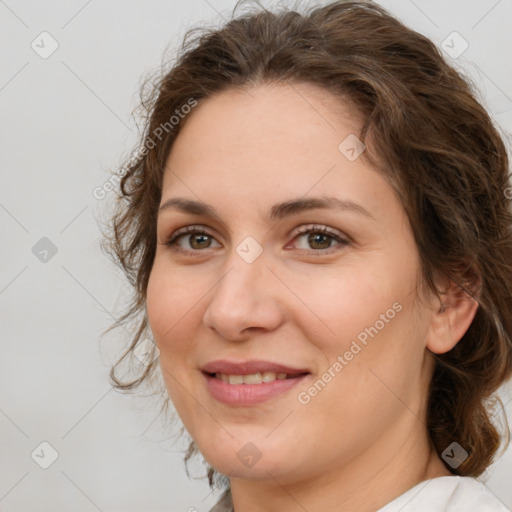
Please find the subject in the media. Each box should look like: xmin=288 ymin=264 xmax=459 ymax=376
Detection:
xmin=426 ymin=280 xmax=480 ymax=354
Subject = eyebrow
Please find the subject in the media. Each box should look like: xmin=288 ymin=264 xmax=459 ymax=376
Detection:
xmin=158 ymin=196 xmax=374 ymax=221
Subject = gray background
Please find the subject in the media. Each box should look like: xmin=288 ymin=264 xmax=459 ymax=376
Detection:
xmin=1 ymin=0 xmax=511 ymax=511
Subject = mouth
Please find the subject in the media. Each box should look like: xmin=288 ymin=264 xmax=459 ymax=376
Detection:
xmin=200 ymin=359 xmax=311 ymax=405
xmin=201 ymin=370 xmax=311 ymax=406
xmin=203 ymin=370 xmax=310 ymax=385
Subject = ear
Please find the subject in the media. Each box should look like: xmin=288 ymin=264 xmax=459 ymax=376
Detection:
xmin=426 ymin=278 xmax=480 ymax=355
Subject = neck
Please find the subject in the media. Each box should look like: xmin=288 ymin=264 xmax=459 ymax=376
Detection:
xmin=228 ymin=417 xmax=452 ymax=512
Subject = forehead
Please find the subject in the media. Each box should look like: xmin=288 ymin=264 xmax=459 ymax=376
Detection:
xmin=158 ymin=82 xmax=409 ymax=250
xmin=163 ymin=82 xmax=367 ymax=189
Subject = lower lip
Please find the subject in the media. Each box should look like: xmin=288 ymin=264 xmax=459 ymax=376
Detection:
xmin=202 ymin=372 xmax=309 ymax=406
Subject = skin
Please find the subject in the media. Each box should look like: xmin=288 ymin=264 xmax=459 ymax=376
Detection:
xmin=146 ymin=82 xmax=479 ymax=512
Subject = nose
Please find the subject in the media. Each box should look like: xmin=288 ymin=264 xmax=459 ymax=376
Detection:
xmin=202 ymin=249 xmax=284 ymax=341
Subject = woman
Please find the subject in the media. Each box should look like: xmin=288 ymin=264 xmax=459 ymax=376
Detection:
xmin=104 ymin=1 xmax=512 ymax=510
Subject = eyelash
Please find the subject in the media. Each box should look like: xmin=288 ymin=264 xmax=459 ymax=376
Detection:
xmin=163 ymin=224 xmax=350 ymax=256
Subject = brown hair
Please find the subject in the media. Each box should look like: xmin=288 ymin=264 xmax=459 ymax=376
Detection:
xmin=103 ymin=0 xmax=512 ymax=489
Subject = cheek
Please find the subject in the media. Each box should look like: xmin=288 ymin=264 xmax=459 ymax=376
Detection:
xmin=290 ymin=257 xmax=423 ymax=403
xmin=293 ymin=298 xmax=423 ymax=447
xmin=146 ymin=263 xmax=201 ymax=412
xmin=287 ymin=262 xmax=401 ymax=346
xmin=146 ymin=261 xmax=200 ymax=355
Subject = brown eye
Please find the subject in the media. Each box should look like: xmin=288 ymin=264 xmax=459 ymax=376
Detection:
xmin=165 ymin=226 xmax=221 ymax=252
xmin=188 ymin=233 xmax=213 ymax=249
xmin=307 ymin=232 xmax=333 ymax=250
xmin=290 ymin=225 xmax=350 ymax=254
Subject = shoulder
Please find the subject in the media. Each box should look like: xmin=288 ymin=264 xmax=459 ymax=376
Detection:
xmin=378 ymin=476 xmax=511 ymax=512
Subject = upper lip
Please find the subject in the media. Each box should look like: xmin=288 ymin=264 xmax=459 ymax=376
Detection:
xmin=201 ymin=359 xmax=310 ymax=375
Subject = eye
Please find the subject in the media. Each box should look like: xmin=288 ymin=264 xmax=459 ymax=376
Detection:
xmin=164 ymin=226 xmax=221 ymax=252
xmin=287 ymin=225 xmax=349 ymax=254
xmin=163 ymin=224 xmax=349 ymax=255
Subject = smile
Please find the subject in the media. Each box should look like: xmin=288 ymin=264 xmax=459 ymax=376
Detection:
xmin=202 ymin=371 xmax=310 ymax=406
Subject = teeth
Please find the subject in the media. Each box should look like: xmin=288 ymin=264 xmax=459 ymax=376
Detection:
xmin=215 ymin=371 xmax=289 ymax=384
xmin=228 ymin=374 xmax=245 ymax=384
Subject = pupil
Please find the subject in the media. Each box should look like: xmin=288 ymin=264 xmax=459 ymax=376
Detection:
xmin=308 ymin=233 xmax=330 ymax=249
xmin=191 ymin=234 xmax=210 ymax=249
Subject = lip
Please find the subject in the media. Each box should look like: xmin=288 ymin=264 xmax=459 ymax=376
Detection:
xmin=200 ymin=359 xmax=310 ymax=375
xmin=202 ymin=371 xmax=310 ymax=406
xmin=201 ymin=359 xmax=311 ymax=406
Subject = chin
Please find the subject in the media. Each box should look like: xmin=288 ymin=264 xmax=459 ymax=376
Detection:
xmin=211 ymin=439 xmax=313 ymax=483
xmin=204 ymin=453 xmax=284 ymax=481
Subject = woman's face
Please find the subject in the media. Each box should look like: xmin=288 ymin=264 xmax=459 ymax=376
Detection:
xmin=146 ymin=83 xmax=439 ymax=484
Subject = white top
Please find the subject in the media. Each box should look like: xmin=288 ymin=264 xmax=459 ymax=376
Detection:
xmin=378 ymin=476 xmax=510 ymax=511
xmin=208 ymin=476 xmax=511 ymax=511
